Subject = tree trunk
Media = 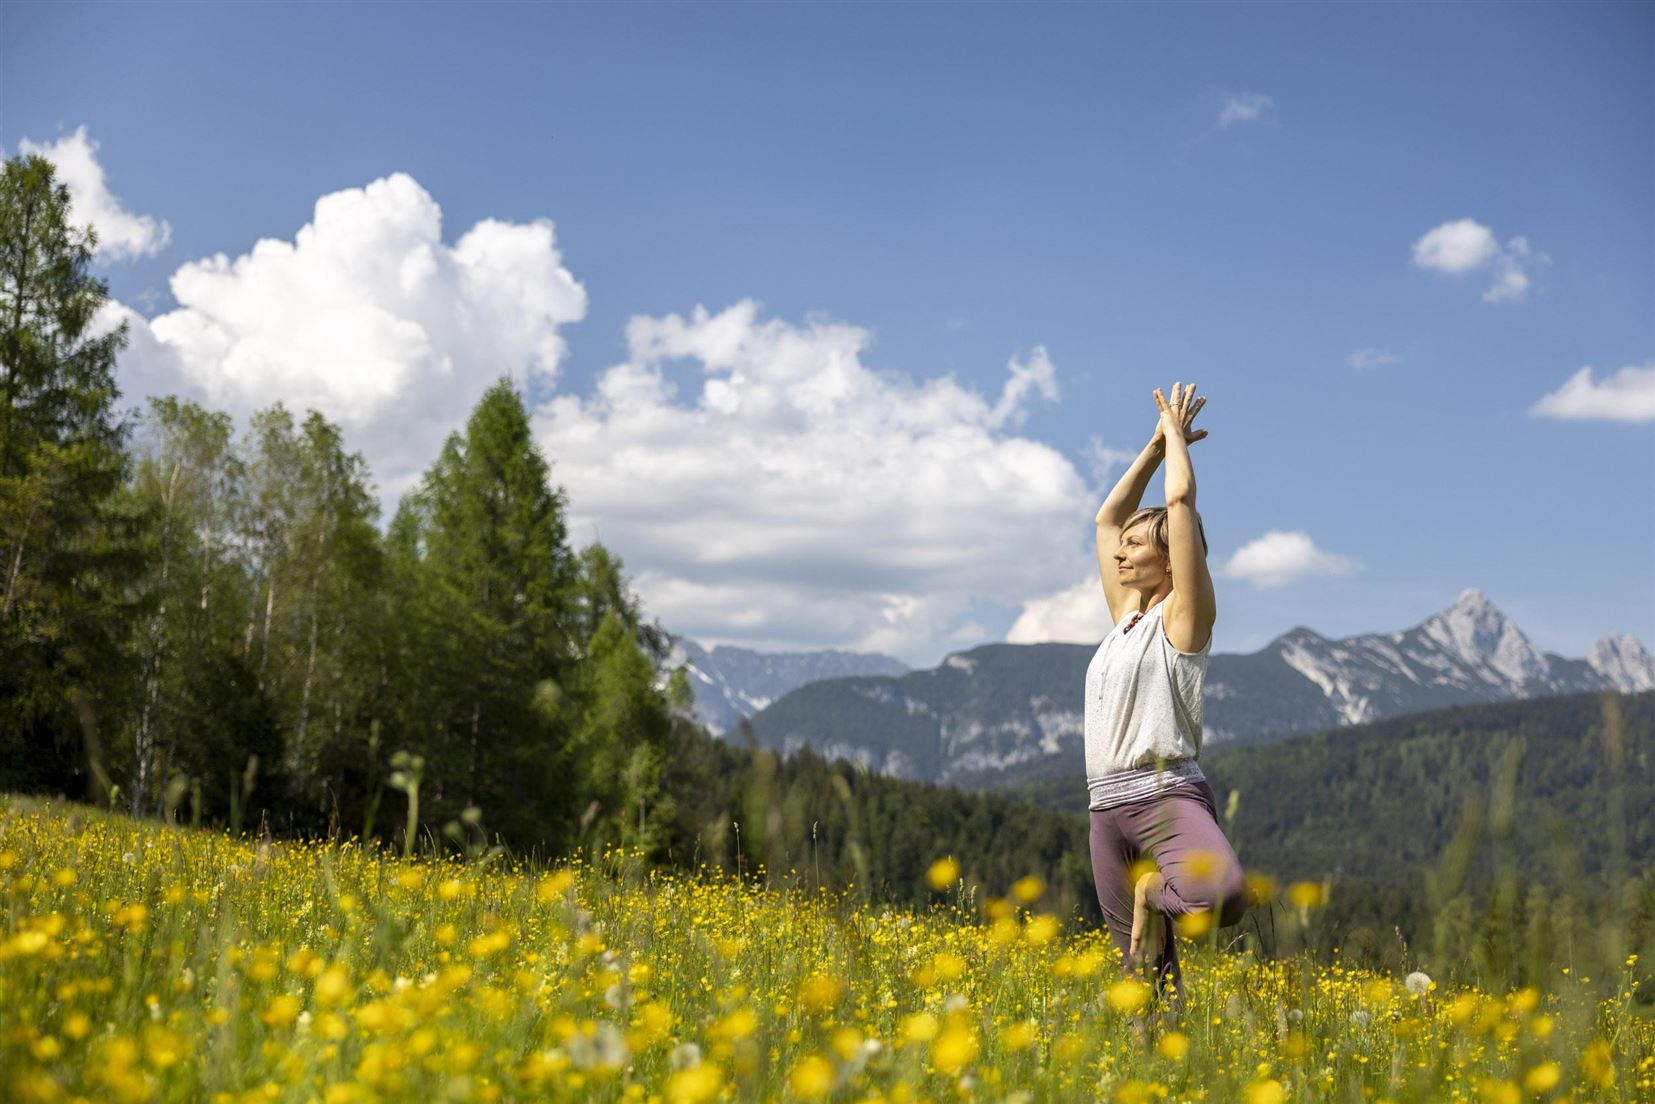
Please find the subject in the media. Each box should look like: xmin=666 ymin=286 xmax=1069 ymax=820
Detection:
xmin=0 ymin=500 xmax=31 ymax=619
xmin=134 ymin=461 xmax=181 ymax=818
xmin=0 ymin=192 xmax=36 ymax=479
xmin=296 ymin=591 xmax=319 ymax=779
xmin=259 ymin=570 xmax=276 ymax=686
xmin=469 ymin=699 xmax=481 ymax=806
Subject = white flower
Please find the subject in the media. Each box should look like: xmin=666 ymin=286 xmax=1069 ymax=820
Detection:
xmin=943 ymin=993 xmax=969 ymax=1014
xmin=1286 ymin=1008 xmax=1305 ymax=1023
xmin=1348 ymin=1009 xmax=1371 ymax=1028
xmin=569 ymin=1023 xmax=629 ymax=1071
xmin=669 ymin=1042 xmax=702 ymax=1070
xmin=1404 ymin=971 xmax=1432 ymax=997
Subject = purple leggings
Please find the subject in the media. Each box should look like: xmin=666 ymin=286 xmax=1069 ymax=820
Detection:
xmin=1088 ymin=779 xmax=1246 ymax=999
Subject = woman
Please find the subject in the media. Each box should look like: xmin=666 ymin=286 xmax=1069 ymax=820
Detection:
xmin=1086 ymin=381 xmax=1246 ymax=1007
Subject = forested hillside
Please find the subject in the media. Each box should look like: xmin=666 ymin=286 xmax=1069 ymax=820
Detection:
xmin=660 ymin=721 xmax=1095 ymax=916
xmin=999 ymin=689 xmax=1655 ymax=969
xmin=0 ymin=153 xmax=676 ymax=860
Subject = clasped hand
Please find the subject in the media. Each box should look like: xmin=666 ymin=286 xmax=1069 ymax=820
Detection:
xmin=1151 ymin=381 xmax=1207 ymax=449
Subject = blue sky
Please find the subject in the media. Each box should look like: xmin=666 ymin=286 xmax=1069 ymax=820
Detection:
xmin=4 ymin=2 xmax=1652 ymax=665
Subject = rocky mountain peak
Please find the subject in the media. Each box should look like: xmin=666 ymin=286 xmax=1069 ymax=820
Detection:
xmin=1589 ymin=633 xmax=1655 ymax=692
xmin=1419 ymin=588 xmax=1549 ymax=688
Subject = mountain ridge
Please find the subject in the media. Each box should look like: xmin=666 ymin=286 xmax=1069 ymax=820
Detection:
xmin=670 ymin=638 xmax=908 ymax=735
xmin=737 ymin=588 xmax=1654 ymax=787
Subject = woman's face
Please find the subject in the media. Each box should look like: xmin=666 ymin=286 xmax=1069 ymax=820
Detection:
xmin=1114 ymin=522 xmax=1169 ymax=588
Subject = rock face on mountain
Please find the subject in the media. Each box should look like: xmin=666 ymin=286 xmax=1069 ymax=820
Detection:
xmin=742 ymin=589 xmax=1655 ymax=785
xmin=671 ymin=639 xmax=908 ymax=735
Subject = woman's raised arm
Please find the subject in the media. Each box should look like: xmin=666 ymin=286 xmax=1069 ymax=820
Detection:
xmin=1095 ymin=397 xmax=1208 ymax=617
xmin=1155 ymin=383 xmax=1217 ymax=653
xmin=1095 ymin=440 xmax=1164 ymax=616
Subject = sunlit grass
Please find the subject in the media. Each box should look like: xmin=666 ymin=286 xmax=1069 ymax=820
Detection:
xmin=0 ymin=795 xmax=1649 ymax=1102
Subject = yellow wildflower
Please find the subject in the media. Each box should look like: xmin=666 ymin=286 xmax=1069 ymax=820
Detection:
xmin=927 ymin=857 xmax=960 ymax=890
xmin=789 ymin=1054 xmax=835 ymax=1098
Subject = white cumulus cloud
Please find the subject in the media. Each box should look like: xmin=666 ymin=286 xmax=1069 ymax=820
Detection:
xmin=1411 ymin=219 xmax=1499 ymax=275
xmin=1005 ymin=576 xmax=1114 ymax=645
xmin=1529 ymin=362 xmax=1655 ymax=423
xmin=1218 ymin=530 xmax=1359 ymax=590
xmin=17 ymin=127 xmax=171 ymax=260
xmin=532 ymin=300 xmax=1091 ymax=662
xmin=1217 ymin=93 xmax=1273 ymax=127
xmin=110 ymin=172 xmax=587 ymax=499
xmin=1411 ymin=219 xmax=1546 ymax=303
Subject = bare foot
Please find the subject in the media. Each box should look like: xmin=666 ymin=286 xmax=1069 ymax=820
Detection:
xmin=1129 ymin=871 xmax=1166 ymax=977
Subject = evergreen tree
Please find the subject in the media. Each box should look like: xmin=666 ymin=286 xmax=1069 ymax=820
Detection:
xmin=387 ymin=379 xmax=579 ymax=846
xmin=570 ymin=612 xmax=673 ymax=853
xmin=572 ymin=543 xmax=669 ymax=662
xmin=0 ymin=153 xmax=143 ymax=798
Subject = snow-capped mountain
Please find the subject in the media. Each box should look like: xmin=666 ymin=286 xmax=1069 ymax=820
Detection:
xmin=1588 ymin=634 xmax=1655 ymax=693
xmin=1203 ymin=588 xmax=1645 ymax=740
xmin=670 ymin=639 xmax=908 ymax=735
xmin=741 ymin=588 xmax=1654 ymax=785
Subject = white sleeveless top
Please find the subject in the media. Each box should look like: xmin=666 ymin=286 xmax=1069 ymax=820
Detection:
xmin=1083 ymin=599 xmax=1210 ymax=810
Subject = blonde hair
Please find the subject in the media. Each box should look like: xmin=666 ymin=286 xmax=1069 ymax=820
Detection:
xmin=1122 ymin=505 xmax=1209 ymax=559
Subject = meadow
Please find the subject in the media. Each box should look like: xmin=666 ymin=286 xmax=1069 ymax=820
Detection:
xmin=0 ymin=796 xmax=1649 ymax=1104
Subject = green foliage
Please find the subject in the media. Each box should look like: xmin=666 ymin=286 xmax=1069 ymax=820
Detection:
xmin=0 ymin=152 xmax=143 ymax=799
xmin=384 ymin=380 xmax=578 ymax=839
xmin=570 ymin=612 xmax=673 ymax=854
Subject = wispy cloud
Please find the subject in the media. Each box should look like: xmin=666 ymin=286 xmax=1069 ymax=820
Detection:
xmin=1217 ymin=93 xmax=1273 ymax=128
xmin=1529 ymin=362 xmax=1655 ymax=423
xmin=1347 ymin=347 xmax=1400 ymax=371
xmin=1219 ymin=530 xmax=1359 ymax=590
xmin=1483 ymin=237 xmax=1541 ymax=303
xmin=988 ymin=346 xmax=1059 ymax=429
xmin=1083 ymin=438 xmax=1140 ymax=491
xmin=1411 ymin=218 xmax=1548 ymax=303
xmin=16 ymin=127 xmax=170 ymax=260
